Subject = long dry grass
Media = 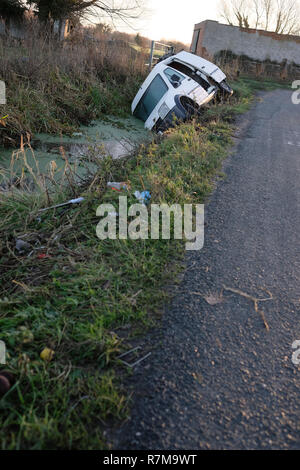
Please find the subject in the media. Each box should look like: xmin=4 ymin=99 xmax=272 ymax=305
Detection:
xmin=0 ymin=25 xmax=147 ymax=146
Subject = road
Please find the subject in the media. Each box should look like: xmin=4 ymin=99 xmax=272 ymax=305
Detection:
xmin=114 ymin=89 xmax=300 ymax=450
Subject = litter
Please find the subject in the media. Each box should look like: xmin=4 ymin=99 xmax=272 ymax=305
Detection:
xmin=134 ymin=191 xmax=151 ymax=205
xmin=117 ymin=346 xmax=151 ymax=368
xmin=0 ymin=375 xmax=11 ymax=397
xmin=15 ymin=239 xmax=31 ymax=253
xmin=37 ymin=253 xmax=51 ymax=260
xmin=118 ymin=346 xmax=141 ymax=359
xmin=0 ymin=370 xmax=15 ymax=397
xmin=123 ymin=352 xmax=151 ymax=369
xmin=107 ymin=182 xmax=128 ymax=191
xmin=40 ymin=347 xmax=55 ymax=362
xmin=38 ymin=197 xmax=84 ymax=212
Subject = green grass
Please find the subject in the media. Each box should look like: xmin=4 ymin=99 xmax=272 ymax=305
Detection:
xmin=0 ymin=76 xmax=282 ymax=449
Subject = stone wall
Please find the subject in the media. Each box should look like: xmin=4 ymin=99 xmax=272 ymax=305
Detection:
xmin=191 ymin=20 xmax=300 ymax=79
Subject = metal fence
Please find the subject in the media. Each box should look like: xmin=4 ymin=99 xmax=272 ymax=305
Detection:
xmin=148 ymin=41 xmax=174 ymax=71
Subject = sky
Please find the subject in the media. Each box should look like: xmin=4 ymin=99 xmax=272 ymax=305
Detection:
xmin=118 ymin=0 xmax=221 ymax=45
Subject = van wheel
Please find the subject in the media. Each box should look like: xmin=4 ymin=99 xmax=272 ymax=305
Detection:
xmin=180 ymin=96 xmax=200 ymax=119
xmin=218 ymin=79 xmax=233 ymax=96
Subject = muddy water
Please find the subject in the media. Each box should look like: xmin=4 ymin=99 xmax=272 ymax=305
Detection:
xmin=0 ymin=116 xmax=151 ymax=184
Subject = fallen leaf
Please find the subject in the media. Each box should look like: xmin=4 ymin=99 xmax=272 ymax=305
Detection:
xmin=204 ymin=292 xmax=224 ymax=305
xmin=40 ymin=348 xmax=55 ymax=362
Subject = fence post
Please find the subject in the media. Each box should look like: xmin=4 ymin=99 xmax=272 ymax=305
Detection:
xmin=149 ymin=40 xmax=155 ymax=72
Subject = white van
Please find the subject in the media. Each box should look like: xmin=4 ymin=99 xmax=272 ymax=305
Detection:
xmin=132 ymin=51 xmax=233 ymax=132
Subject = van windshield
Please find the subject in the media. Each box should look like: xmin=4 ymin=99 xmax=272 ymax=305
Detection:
xmin=134 ymin=74 xmax=168 ymax=122
xmin=163 ymin=67 xmax=185 ymax=88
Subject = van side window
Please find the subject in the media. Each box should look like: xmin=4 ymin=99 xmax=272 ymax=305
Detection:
xmin=163 ymin=67 xmax=185 ymax=89
xmin=133 ymin=74 xmax=168 ymax=122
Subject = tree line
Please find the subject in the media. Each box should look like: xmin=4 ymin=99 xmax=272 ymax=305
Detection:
xmin=219 ymin=0 xmax=300 ymax=35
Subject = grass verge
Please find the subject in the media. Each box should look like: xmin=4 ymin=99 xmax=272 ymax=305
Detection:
xmin=0 ymin=77 xmax=279 ymax=449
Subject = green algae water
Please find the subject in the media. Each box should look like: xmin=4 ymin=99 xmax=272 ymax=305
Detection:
xmin=0 ymin=116 xmax=150 ymax=185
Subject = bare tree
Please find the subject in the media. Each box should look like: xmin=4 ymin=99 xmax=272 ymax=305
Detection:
xmin=274 ymin=0 xmax=300 ymax=34
xmin=219 ymin=0 xmax=300 ymax=34
xmin=262 ymin=0 xmax=273 ymax=30
xmin=219 ymin=0 xmax=249 ymax=27
xmin=27 ymin=1 xmax=145 ymax=24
